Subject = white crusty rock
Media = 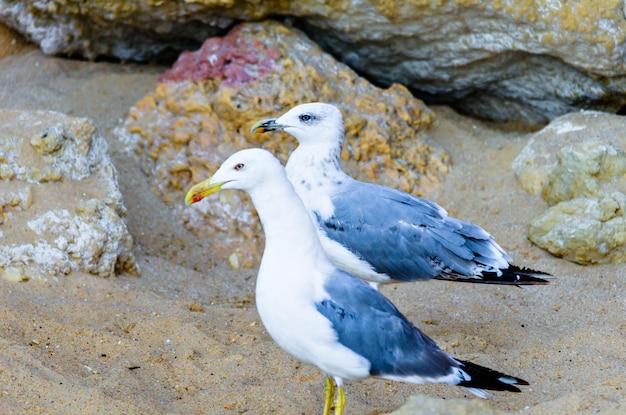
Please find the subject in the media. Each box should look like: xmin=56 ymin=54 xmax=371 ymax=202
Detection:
xmin=0 ymin=110 xmax=137 ymax=280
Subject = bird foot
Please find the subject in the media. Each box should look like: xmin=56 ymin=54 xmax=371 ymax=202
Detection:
xmin=322 ymin=377 xmax=346 ymax=415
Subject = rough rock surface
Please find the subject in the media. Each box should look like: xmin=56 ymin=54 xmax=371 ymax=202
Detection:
xmin=304 ymin=0 xmax=626 ymax=123
xmin=1 ymin=1 xmax=626 ymax=123
xmin=513 ymin=111 xmax=626 ymax=203
xmin=0 ymin=110 xmax=137 ymax=279
xmin=513 ymin=111 xmax=626 ymax=264
xmin=117 ymin=21 xmax=443 ymax=269
xmin=0 ymin=0 xmax=232 ymax=61
xmin=528 ymin=192 xmax=626 ymax=265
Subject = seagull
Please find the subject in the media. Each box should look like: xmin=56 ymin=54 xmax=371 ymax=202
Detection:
xmin=250 ymin=103 xmax=550 ymax=289
xmin=185 ymin=148 xmax=529 ymax=414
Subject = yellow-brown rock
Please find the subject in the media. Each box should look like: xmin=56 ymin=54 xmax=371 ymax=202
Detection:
xmin=118 ymin=21 xmax=445 ymax=268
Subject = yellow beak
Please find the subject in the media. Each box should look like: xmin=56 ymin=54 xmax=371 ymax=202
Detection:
xmin=185 ymin=179 xmax=228 ymax=205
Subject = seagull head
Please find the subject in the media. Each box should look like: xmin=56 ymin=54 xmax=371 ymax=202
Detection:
xmin=250 ymin=102 xmax=344 ymax=148
xmin=185 ymin=148 xmax=283 ymax=205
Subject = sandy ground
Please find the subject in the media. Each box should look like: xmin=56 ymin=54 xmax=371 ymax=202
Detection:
xmin=1 ymin=41 xmax=625 ymax=414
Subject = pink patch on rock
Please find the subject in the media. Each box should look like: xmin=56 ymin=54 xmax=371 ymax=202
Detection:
xmin=158 ymin=27 xmax=279 ymax=86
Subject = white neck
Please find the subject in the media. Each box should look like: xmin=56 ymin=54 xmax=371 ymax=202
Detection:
xmin=286 ymin=141 xmax=343 ymax=177
xmin=284 ymin=142 xmax=350 ymax=221
xmin=248 ymin=177 xmax=330 ymax=284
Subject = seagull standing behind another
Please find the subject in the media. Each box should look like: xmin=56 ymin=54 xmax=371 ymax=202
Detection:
xmin=251 ymin=103 xmax=551 ymax=289
xmin=185 ymin=148 xmax=529 ymax=415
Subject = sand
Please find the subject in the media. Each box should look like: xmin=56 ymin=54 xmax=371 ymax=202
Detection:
xmin=0 ymin=42 xmax=624 ymax=414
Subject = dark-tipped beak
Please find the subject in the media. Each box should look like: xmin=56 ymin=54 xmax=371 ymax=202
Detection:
xmin=250 ymin=118 xmax=283 ymax=134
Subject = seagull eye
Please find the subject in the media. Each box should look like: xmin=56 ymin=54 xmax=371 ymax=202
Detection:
xmin=234 ymin=163 xmax=245 ymax=171
xmin=299 ymin=114 xmax=313 ymax=123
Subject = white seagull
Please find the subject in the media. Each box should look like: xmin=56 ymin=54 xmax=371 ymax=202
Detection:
xmin=185 ymin=148 xmax=528 ymax=414
xmin=250 ymin=103 xmax=550 ymax=289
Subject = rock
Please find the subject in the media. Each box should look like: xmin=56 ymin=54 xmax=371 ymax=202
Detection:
xmin=0 ymin=0 xmax=230 ymax=61
xmin=528 ymin=192 xmax=626 ymax=265
xmin=304 ymin=0 xmax=626 ymax=123
xmin=2 ymin=2 xmax=625 ymax=123
xmin=541 ymin=143 xmax=626 ymax=206
xmin=117 ymin=21 xmax=445 ymax=268
xmin=513 ymin=111 xmax=626 ymax=264
xmin=388 ymin=393 xmax=507 ymax=415
xmin=513 ymin=111 xmax=626 ymax=205
xmin=1 ymin=266 xmax=28 ymax=282
xmin=0 ymin=110 xmax=137 ymax=278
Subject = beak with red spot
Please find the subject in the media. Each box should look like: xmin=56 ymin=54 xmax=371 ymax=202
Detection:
xmin=184 ymin=179 xmax=230 ymax=205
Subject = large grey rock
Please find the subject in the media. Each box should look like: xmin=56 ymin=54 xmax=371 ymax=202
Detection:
xmin=0 ymin=0 xmax=230 ymax=61
xmin=513 ymin=111 xmax=626 ymax=264
xmin=304 ymin=1 xmax=626 ymax=123
xmin=1 ymin=1 xmax=626 ymax=123
xmin=0 ymin=110 xmax=137 ymax=280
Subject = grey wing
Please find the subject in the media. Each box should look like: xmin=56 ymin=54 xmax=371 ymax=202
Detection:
xmin=316 ymin=270 xmax=460 ymax=379
xmin=317 ymin=181 xmax=511 ymax=281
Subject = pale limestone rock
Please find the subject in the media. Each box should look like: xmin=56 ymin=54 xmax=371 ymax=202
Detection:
xmin=514 ymin=111 xmax=626 ymax=264
xmin=541 ymin=143 xmax=626 ymax=206
xmin=0 ymin=110 xmax=137 ymax=278
xmin=528 ymin=192 xmax=626 ymax=265
xmin=513 ymin=111 xmax=626 ymax=204
xmin=0 ymin=266 xmax=28 ymax=282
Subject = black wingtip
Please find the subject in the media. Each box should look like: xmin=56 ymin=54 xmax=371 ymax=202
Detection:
xmin=457 ymin=359 xmax=528 ymax=393
xmin=436 ymin=264 xmax=553 ymax=286
xmin=498 ymin=265 xmax=553 ymax=286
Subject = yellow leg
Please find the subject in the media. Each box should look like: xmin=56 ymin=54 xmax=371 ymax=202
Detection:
xmin=333 ymin=384 xmax=346 ymax=415
xmin=323 ymin=377 xmax=335 ymax=415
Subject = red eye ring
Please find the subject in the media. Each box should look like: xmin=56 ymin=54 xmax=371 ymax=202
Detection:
xmin=234 ymin=163 xmax=245 ymax=171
